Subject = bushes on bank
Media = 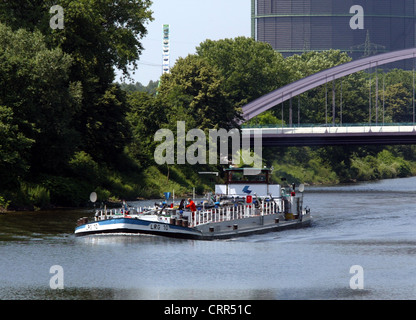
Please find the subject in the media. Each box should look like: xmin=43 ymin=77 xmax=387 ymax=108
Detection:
xmin=351 ymin=149 xmax=414 ymax=181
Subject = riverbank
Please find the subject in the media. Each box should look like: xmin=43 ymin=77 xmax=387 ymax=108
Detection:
xmin=2 ymin=163 xmax=416 ymax=215
xmin=267 ymin=146 xmax=416 ymax=186
xmin=0 ymin=163 xmax=214 ymax=213
xmin=2 ymin=145 xmax=416 ymax=213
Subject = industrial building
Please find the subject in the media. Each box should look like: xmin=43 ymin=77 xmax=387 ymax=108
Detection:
xmin=251 ymin=0 xmax=416 ymax=63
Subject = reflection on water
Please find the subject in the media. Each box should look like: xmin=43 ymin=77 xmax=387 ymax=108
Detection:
xmin=1 ymin=177 xmax=416 ymax=299
xmin=0 ymin=285 xmax=373 ymax=300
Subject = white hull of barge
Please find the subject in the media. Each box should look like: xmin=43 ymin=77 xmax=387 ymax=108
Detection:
xmin=74 ymin=213 xmax=312 ymax=240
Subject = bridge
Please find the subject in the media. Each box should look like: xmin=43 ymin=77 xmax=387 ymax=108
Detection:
xmin=241 ymin=48 xmax=416 ymax=146
xmin=241 ymin=124 xmax=416 ymax=147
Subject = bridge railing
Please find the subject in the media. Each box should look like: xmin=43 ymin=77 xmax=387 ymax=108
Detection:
xmin=242 ymin=122 xmax=416 ymax=129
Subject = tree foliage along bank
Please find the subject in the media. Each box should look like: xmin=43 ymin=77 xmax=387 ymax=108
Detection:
xmin=0 ymin=2 xmax=416 ymax=211
xmin=0 ymin=0 xmax=154 ymax=210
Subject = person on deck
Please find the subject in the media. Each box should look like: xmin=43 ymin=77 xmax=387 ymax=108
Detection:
xmin=186 ymin=198 xmax=197 ymax=225
xmin=186 ymin=198 xmax=196 ymax=212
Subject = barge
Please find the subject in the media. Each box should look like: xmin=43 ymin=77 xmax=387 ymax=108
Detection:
xmin=74 ymin=168 xmax=312 ymax=239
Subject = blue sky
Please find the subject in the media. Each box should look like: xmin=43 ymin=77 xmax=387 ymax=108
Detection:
xmin=117 ymin=0 xmax=251 ymax=84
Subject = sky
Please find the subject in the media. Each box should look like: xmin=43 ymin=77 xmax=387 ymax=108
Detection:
xmin=116 ymin=0 xmax=251 ymax=85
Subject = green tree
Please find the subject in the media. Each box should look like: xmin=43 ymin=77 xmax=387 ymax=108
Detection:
xmin=119 ymin=80 xmax=159 ymax=95
xmin=0 ymin=0 xmax=154 ymax=165
xmin=83 ymin=84 xmax=131 ymax=164
xmin=158 ymin=54 xmax=241 ymax=130
xmin=383 ymin=83 xmax=412 ymax=123
xmin=0 ymin=0 xmax=153 ymax=81
xmin=127 ymin=92 xmax=169 ymax=166
xmin=381 ymin=69 xmax=414 ymax=123
xmin=286 ymin=50 xmax=352 ymax=82
xmin=196 ymin=37 xmax=288 ymax=108
xmin=48 ymin=0 xmax=153 ymax=163
xmin=245 ymin=111 xmax=283 ymax=127
xmin=0 ymin=0 xmax=49 ymax=32
xmin=0 ymin=23 xmax=80 ymax=176
xmin=0 ymin=106 xmax=34 ymax=189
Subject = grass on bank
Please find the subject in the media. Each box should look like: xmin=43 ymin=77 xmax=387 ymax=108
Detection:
xmin=1 ymin=161 xmax=216 ymax=211
xmin=2 ymin=147 xmax=416 ymax=212
xmin=269 ymin=147 xmax=416 ymax=186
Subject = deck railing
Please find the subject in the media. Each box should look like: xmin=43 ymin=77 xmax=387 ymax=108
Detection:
xmin=94 ymin=199 xmax=284 ymax=225
xmin=191 ymin=200 xmax=281 ymax=227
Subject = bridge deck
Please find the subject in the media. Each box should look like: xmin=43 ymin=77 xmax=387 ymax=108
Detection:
xmin=242 ymin=126 xmax=416 ymax=146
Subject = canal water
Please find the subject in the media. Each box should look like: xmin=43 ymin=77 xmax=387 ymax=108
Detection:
xmin=1 ymin=177 xmax=416 ymax=300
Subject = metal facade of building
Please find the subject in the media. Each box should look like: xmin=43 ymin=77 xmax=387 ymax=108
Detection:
xmin=251 ymin=0 xmax=416 ymax=61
